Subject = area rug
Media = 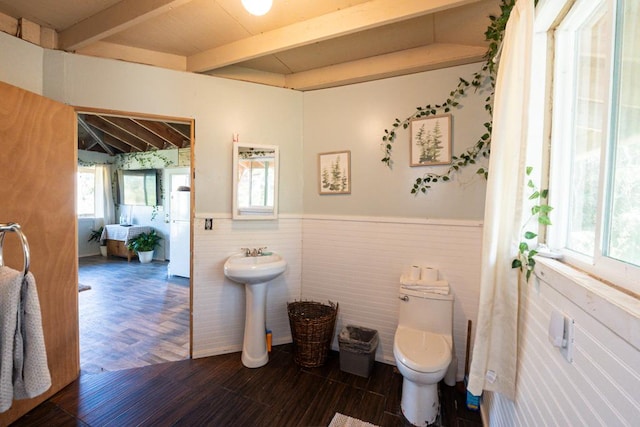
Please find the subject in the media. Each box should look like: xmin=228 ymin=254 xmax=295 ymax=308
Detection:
xmin=78 ymin=283 xmax=91 ymax=292
xmin=328 ymin=413 xmax=380 ymax=427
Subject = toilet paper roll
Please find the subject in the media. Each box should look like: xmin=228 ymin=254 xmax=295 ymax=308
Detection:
xmin=420 ymin=267 xmax=438 ymax=282
xmin=409 ymin=265 xmax=421 ymax=280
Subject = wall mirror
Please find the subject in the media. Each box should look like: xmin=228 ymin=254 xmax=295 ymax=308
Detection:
xmin=232 ymin=142 xmax=279 ymax=220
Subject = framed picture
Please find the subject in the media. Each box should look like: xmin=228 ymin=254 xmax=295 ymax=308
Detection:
xmin=318 ymin=150 xmax=351 ymax=195
xmin=410 ymin=114 xmax=452 ymax=166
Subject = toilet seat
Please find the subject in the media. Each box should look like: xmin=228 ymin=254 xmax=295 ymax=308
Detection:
xmin=394 ymin=326 xmax=451 ymax=373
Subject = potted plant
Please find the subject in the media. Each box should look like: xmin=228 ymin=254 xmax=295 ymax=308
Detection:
xmin=126 ymin=230 xmax=162 ymax=263
xmin=88 ymin=226 xmax=108 ymax=257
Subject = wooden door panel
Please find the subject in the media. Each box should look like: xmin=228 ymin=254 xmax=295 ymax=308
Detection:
xmin=0 ymin=81 xmax=78 ymax=425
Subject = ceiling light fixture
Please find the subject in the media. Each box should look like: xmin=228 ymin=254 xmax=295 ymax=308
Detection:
xmin=242 ymin=0 xmax=272 ymax=16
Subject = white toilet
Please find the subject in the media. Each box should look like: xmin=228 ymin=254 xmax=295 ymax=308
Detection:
xmin=393 ymin=285 xmax=454 ymax=426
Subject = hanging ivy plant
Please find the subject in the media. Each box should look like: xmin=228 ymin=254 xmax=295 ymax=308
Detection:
xmin=512 ymin=167 xmax=553 ymax=281
xmin=114 ymin=150 xmax=175 ymax=170
xmin=380 ymin=0 xmax=516 ymax=194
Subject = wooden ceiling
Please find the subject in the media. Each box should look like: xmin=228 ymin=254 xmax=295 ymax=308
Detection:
xmin=0 ymin=0 xmax=500 ymax=91
xmin=77 ymin=113 xmax=191 ymax=155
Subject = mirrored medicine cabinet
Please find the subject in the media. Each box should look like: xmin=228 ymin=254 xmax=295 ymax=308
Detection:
xmin=232 ymin=142 xmax=279 ymax=220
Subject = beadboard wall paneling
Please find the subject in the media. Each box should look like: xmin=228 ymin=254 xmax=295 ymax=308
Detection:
xmin=301 ymin=217 xmax=483 ymax=379
xmin=482 ymin=265 xmax=640 ymax=426
xmin=191 ymin=216 xmax=302 ymax=358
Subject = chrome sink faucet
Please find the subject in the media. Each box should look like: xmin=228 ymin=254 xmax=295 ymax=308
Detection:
xmin=241 ymin=247 xmax=268 ymax=257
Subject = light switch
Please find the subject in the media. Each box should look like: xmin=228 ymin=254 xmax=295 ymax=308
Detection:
xmin=548 ymin=309 xmax=574 ymax=362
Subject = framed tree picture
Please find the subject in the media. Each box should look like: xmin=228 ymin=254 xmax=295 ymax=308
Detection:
xmin=318 ymin=150 xmax=351 ymax=194
xmin=410 ymin=114 xmax=452 ymax=166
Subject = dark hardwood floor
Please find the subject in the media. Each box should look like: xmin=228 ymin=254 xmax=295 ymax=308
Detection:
xmin=78 ymin=255 xmax=190 ymax=374
xmin=14 ymin=344 xmax=481 ymax=426
xmin=15 ymin=255 xmax=482 ymax=426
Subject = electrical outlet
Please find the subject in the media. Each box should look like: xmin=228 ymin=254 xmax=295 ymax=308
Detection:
xmin=204 ymin=218 xmax=213 ymax=230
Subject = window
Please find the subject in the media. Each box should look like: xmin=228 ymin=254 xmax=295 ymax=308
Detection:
xmin=77 ymin=166 xmax=96 ymax=217
xmin=548 ymin=0 xmax=640 ymax=295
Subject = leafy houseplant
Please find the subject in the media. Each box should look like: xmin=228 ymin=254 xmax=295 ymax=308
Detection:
xmin=88 ymin=226 xmax=108 ymax=257
xmin=126 ymin=230 xmax=162 ymax=263
xmin=511 ymin=167 xmax=553 ymax=281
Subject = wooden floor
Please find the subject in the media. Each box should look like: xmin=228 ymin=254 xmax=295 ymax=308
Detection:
xmin=14 ymin=344 xmax=482 ymax=426
xmin=78 ymin=255 xmax=190 ymax=374
xmin=15 ymin=255 xmax=482 ymax=426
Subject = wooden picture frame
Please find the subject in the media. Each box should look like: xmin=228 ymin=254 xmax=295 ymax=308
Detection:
xmin=410 ymin=114 xmax=452 ymax=166
xmin=318 ymin=150 xmax=351 ymax=194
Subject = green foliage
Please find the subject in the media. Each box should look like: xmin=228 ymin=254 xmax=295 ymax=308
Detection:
xmin=126 ymin=230 xmax=162 ymax=253
xmin=512 ymin=168 xmax=553 ymax=281
xmin=88 ymin=226 xmax=104 ymax=244
xmin=115 ymin=150 xmax=174 ymax=170
xmin=381 ymin=0 xmax=516 ymax=195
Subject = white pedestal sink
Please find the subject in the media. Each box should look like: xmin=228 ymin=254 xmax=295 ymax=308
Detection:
xmin=223 ymin=252 xmax=287 ymax=368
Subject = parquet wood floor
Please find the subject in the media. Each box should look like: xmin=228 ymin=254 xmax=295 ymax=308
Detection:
xmin=78 ymin=255 xmax=190 ymax=374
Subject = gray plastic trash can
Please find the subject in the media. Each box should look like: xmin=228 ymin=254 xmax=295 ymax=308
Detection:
xmin=338 ymin=325 xmax=379 ymax=377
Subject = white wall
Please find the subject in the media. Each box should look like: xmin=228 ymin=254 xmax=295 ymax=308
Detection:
xmin=45 ymin=51 xmax=304 ymax=217
xmin=301 ymin=63 xmax=490 ymax=379
xmin=192 ymin=216 xmax=302 ymax=356
xmin=38 ymin=49 xmax=304 ymax=357
xmin=0 ymin=32 xmax=43 ymax=94
xmin=303 ymin=62 xmax=489 ymax=220
xmin=482 ymin=261 xmax=640 ymax=426
xmin=301 ymin=216 xmax=483 ymax=380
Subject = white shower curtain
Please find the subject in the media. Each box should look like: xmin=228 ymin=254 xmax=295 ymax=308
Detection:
xmin=95 ymin=164 xmax=115 ymax=226
xmin=467 ymin=0 xmax=535 ymax=400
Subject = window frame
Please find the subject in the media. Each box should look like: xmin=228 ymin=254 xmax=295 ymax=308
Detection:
xmin=545 ymin=0 xmax=640 ymax=296
xmin=77 ymin=165 xmax=97 ymax=218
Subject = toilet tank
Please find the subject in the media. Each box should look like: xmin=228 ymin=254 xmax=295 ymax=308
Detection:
xmin=398 ymin=287 xmax=453 ymax=336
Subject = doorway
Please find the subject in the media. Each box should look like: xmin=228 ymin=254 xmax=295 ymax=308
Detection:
xmin=76 ymin=109 xmax=194 ymax=374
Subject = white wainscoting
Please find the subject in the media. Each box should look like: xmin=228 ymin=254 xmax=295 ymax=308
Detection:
xmin=191 ymin=215 xmax=302 ymax=358
xmin=482 ymin=260 xmax=640 ymax=426
xmin=301 ymin=215 xmax=483 ymax=380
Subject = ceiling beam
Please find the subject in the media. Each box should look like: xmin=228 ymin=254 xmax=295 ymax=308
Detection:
xmin=166 ymin=123 xmax=191 ymax=140
xmin=75 ymin=41 xmax=187 ymax=71
xmin=205 ymin=66 xmax=287 ymax=88
xmin=78 ymin=115 xmax=114 ymax=155
xmin=84 ymin=115 xmax=147 ymax=152
xmin=134 ymin=119 xmax=189 ymax=148
xmin=285 ymin=43 xmax=487 ymax=91
xmin=59 ymin=0 xmax=194 ymax=51
xmin=103 ymin=134 xmax=135 ymax=153
xmin=103 ymin=116 xmax=167 ymax=150
xmin=187 ymin=0 xmax=481 ymax=73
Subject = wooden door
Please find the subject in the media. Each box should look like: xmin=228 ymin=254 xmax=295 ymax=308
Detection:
xmin=0 ymin=81 xmax=78 ymax=425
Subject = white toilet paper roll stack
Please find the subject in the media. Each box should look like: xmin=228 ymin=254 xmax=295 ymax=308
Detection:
xmin=420 ymin=267 xmax=438 ymax=282
xmin=409 ymin=265 xmax=421 ymax=280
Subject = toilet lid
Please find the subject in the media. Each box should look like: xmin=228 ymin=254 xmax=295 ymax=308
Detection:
xmin=394 ymin=327 xmax=451 ymax=373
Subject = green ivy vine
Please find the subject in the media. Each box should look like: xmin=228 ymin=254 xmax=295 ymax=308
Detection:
xmin=511 ymin=167 xmax=553 ymax=281
xmin=114 ymin=150 xmax=174 ymax=170
xmin=380 ymin=0 xmax=516 ymax=194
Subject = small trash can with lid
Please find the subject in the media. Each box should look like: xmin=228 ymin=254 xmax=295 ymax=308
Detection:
xmin=338 ymin=325 xmax=379 ymax=377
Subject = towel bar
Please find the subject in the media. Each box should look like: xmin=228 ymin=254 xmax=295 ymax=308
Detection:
xmin=0 ymin=222 xmax=31 ymax=277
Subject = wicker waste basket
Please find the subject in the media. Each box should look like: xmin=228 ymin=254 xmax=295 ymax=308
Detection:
xmin=287 ymin=300 xmax=338 ymax=367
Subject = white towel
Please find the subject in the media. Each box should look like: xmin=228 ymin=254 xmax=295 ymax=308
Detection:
xmin=399 ymin=276 xmax=450 ymax=295
xmin=403 ymin=285 xmax=450 ymax=295
xmin=0 ymin=267 xmax=51 ymax=413
xmin=400 ymin=276 xmax=449 ymax=287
